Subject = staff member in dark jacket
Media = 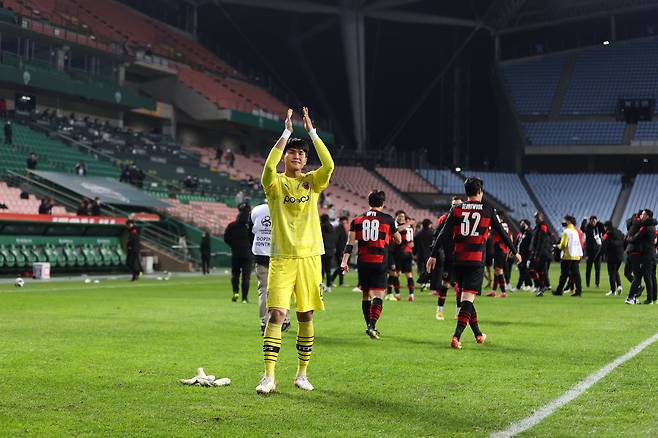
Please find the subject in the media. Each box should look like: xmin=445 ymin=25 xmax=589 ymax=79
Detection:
xmin=624 ymin=211 xmax=644 ymax=303
xmin=224 ymin=205 xmax=253 ymax=303
xmin=330 ymin=216 xmax=349 ymax=287
xmin=581 ymin=216 xmax=605 ymax=288
xmin=200 ymin=231 xmax=211 ymax=275
xmin=626 ymin=210 xmax=657 ymax=305
xmin=530 ymin=212 xmax=552 ymax=296
xmin=414 ymin=219 xmax=434 ymax=287
xmin=595 ymin=221 xmax=624 ymax=296
xmin=515 ymin=219 xmax=533 ymax=290
xmin=126 ymin=220 xmax=142 ymax=281
xmin=320 ymin=214 xmax=337 ymax=291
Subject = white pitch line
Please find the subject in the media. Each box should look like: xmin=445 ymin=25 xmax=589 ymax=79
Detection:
xmin=490 ymin=331 xmax=658 ymax=438
xmin=0 ymin=279 xmax=220 ymax=294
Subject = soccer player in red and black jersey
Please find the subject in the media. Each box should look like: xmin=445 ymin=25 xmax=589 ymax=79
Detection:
xmin=387 ymin=211 xmax=415 ymax=301
xmin=486 ymin=214 xmax=513 ymax=298
xmin=431 ymin=196 xmax=463 ymax=321
xmin=341 ymin=190 xmax=401 ymax=339
xmin=426 ymin=177 xmax=521 ymax=349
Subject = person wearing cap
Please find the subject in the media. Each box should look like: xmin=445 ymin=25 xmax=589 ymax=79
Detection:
xmin=553 ymin=215 xmax=583 ymax=296
xmin=257 ymin=107 xmax=334 ymax=394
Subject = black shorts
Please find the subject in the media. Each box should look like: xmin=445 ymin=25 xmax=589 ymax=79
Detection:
xmin=485 ymin=250 xmax=494 ymax=268
xmin=453 ymin=264 xmax=485 ymax=295
xmin=387 ymin=251 xmax=396 ymax=271
xmin=493 ymin=248 xmax=508 ymax=269
xmin=358 ymin=265 xmax=387 ymax=292
xmin=395 ymin=252 xmax=413 ymax=273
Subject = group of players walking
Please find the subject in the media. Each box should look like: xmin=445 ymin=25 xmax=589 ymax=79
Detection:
xmin=244 ymin=107 xmax=657 ymax=395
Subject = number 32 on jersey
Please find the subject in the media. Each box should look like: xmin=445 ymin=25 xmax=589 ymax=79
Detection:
xmin=460 ymin=212 xmax=481 ymax=237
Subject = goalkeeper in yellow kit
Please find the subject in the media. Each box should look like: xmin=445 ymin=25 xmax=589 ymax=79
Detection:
xmin=256 ymin=107 xmax=334 ymax=395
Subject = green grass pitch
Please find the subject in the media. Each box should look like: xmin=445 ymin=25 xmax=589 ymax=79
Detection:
xmin=1 ymin=264 xmax=658 ymax=437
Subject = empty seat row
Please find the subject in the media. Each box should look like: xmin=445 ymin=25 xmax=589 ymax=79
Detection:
xmin=523 ymin=121 xmax=626 ymax=145
xmin=525 ymin=173 xmax=621 ymax=231
xmin=562 ymin=37 xmax=658 ymax=115
xmin=0 ymin=243 xmax=126 ymax=268
xmin=502 ymin=55 xmax=567 ymax=115
xmin=620 ymin=174 xmax=658 ymax=228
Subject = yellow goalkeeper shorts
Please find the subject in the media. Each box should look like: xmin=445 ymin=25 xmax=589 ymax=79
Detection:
xmin=267 ymin=255 xmax=324 ymax=312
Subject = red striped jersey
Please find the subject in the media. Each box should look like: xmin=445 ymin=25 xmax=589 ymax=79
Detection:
xmin=350 ymin=210 xmax=397 ymax=266
xmin=397 ymin=224 xmax=414 ymax=254
xmin=493 ymin=217 xmax=512 ymax=253
xmin=431 ymin=200 xmax=517 ymax=266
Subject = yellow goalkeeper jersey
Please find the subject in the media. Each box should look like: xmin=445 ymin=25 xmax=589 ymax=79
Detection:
xmin=261 ymin=133 xmax=334 ymax=258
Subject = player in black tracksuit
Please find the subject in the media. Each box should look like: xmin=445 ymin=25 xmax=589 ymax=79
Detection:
xmin=581 ymin=216 xmax=606 ymax=288
xmin=594 ymin=221 xmax=624 ymax=296
xmin=515 ymin=219 xmax=533 ymax=290
xmin=529 ymin=212 xmax=553 ymax=296
xmin=626 ymin=210 xmax=657 ymax=304
xmin=126 ymin=220 xmax=141 ymax=281
xmin=224 ymin=208 xmax=254 ymax=302
xmin=623 ymin=212 xmax=642 ymax=284
xmin=200 ymin=231 xmax=212 ymax=275
xmin=414 ymin=219 xmax=434 ymax=287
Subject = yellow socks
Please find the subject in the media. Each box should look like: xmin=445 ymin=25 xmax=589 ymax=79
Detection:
xmin=296 ymin=320 xmax=314 ymax=376
xmin=263 ymin=322 xmax=282 ymax=377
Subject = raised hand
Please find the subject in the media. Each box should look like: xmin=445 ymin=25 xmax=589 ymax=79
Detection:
xmin=302 ymin=106 xmax=314 ymax=132
xmin=285 ymin=108 xmax=293 ymax=132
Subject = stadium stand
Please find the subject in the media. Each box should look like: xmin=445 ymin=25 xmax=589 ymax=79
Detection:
xmin=3 ymin=1 xmax=287 ymax=117
xmin=525 ymin=173 xmax=622 ymax=230
xmin=462 ymin=171 xmax=537 ymax=221
xmin=61 ymin=0 xmax=239 ymax=76
xmin=332 ymin=166 xmax=433 ymax=220
xmin=176 ymin=65 xmax=287 ymax=117
xmin=0 ymin=118 xmax=119 ymax=177
xmin=375 ymin=167 xmax=439 ymax=193
xmin=523 ymin=121 xmax=626 ymax=145
xmin=187 ymin=146 xmax=263 ymax=182
xmin=562 ymin=37 xmax=658 ymax=115
xmin=632 ymin=121 xmax=658 ymax=144
xmin=619 ymin=174 xmax=658 ymax=227
xmin=418 ymin=169 xmax=465 ymax=193
xmin=0 ymin=182 xmax=68 ymax=215
xmin=162 ymin=197 xmax=236 ymax=235
xmin=0 ymin=0 xmax=117 ymax=53
xmin=33 ymin=111 xmax=193 ymax=170
xmin=502 ymin=55 xmax=567 ymax=115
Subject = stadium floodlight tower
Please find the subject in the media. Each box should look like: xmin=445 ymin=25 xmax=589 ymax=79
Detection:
xmin=205 ymin=0 xmax=480 ymax=152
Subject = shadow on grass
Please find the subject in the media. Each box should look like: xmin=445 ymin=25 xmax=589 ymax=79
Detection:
xmin=275 ymin=387 xmax=484 ymax=434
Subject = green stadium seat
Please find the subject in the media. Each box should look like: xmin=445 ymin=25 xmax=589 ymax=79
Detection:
xmin=63 ymin=245 xmax=79 ymax=267
xmin=43 ymin=244 xmax=59 ymax=267
xmin=19 ymin=245 xmax=36 ymax=264
xmin=0 ymin=245 xmax=15 ymax=268
xmin=10 ymin=245 xmax=26 ymax=267
xmin=113 ymin=245 xmax=127 ymax=265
